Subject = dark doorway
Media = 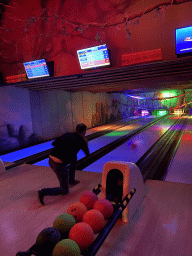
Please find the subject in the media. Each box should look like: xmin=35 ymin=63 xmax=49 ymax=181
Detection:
xmin=106 ymin=169 xmax=123 ymax=204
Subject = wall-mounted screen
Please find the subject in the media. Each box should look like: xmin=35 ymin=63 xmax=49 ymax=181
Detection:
xmin=175 ymin=25 xmax=192 ymax=56
xmin=23 ymin=59 xmax=50 ymax=79
xmin=77 ymin=44 xmax=110 ymax=70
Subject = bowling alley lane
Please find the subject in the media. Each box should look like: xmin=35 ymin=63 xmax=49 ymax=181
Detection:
xmin=0 ymin=116 xmax=133 ymax=164
xmin=33 ymin=115 xmax=158 ymax=166
xmin=77 ymin=115 xmax=156 ymax=158
xmin=82 ymin=116 xmax=177 ymax=173
xmin=165 ymin=117 xmax=192 ymax=184
xmin=85 ymin=116 xmax=135 ymax=136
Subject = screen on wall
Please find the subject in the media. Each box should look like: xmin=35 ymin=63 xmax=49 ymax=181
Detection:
xmin=175 ymin=25 xmax=192 ymax=56
xmin=23 ymin=59 xmax=50 ymax=79
xmin=77 ymin=44 xmax=110 ymax=70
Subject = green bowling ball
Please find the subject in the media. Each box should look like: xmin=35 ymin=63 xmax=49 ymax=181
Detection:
xmin=53 ymin=213 xmax=76 ymax=237
xmin=52 ymin=239 xmax=81 ymax=256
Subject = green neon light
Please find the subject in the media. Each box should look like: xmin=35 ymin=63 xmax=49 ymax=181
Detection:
xmin=104 ymin=131 xmax=129 ymax=137
xmin=152 ymin=109 xmax=168 ymax=116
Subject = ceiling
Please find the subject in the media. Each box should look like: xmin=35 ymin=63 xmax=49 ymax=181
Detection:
xmin=9 ymin=57 xmax=192 ymax=94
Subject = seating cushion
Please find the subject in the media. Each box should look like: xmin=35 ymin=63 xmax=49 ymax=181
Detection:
xmin=0 ymin=121 xmax=9 ymax=138
xmin=19 ymin=125 xmax=32 ymax=146
xmin=0 ymin=137 xmax=20 ymax=154
xmin=7 ymin=124 xmax=19 ymax=137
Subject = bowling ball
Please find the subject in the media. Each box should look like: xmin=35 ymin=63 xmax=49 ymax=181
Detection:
xmin=82 ymin=209 xmax=105 ymax=234
xmin=80 ymin=191 xmax=98 ymax=210
xmin=52 ymin=239 xmax=81 ymax=256
xmin=36 ymin=227 xmax=61 ymax=245
xmin=130 ymin=139 xmax=143 ymax=149
xmin=67 ymin=202 xmax=87 ymax=222
xmin=69 ymin=222 xmax=94 ymax=251
xmin=128 ymin=140 xmax=137 ymax=148
xmin=53 ymin=213 xmax=76 ymax=237
xmin=93 ymin=199 xmax=114 ymax=219
xmin=131 ymin=142 xmax=137 ymax=149
xmin=35 ymin=227 xmax=61 ymax=255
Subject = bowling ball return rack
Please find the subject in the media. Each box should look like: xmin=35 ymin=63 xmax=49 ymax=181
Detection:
xmin=16 ymin=184 xmax=136 ymax=256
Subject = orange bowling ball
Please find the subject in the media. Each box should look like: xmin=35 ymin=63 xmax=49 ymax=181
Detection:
xmin=69 ymin=222 xmax=94 ymax=251
xmin=82 ymin=209 xmax=105 ymax=234
xmin=67 ymin=202 xmax=87 ymax=223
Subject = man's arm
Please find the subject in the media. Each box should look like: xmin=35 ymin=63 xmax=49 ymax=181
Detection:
xmin=84 ymin=137 xmax=88 ymax=145
xmin=52 ymin=136 xmax=60 ymax=146
xmin=82 ymin=137 xmax=90 ymax=156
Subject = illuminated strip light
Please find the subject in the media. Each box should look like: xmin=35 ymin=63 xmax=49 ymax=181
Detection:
xmin=180 ymin=47 xmax=192 ymax=51
xmin=124 ymin=93 xmax=187 ymax=101
xmin=174 ymin=109 xmax=183 ymax=115
xmin=141 ymin=110 xmax=149 ymax=116
xmin=184 ymin=37 xmax=192 ymax=42
xmin=125 ymin=95 xmax=146 ymax=100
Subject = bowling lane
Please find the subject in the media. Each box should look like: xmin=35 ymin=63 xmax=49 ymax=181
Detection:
xmin=34 ymin=115 xmax=162 ymax=167
xmin=0 ymin=140 xmax=54 ymax=163
xmin=33 ymin=116 xmax=149 ymax=167
xmin=165 ymin=117 xmax=192 ymax=184
xmin=0 ymin=117 xmax=133 ymax=163
xmin=85 ymin=116 xmax=138 ymax=136
xmin=82 ymin=116 xmax=176 ymax=173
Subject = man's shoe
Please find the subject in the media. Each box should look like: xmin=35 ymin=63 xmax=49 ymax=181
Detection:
xmin=38 ymin=190 xmax=45 ymax=205
xmin=62 ymin=191 xmax=69 ymax=195
xmin=69 ymin=180 xmax=80 ymax=187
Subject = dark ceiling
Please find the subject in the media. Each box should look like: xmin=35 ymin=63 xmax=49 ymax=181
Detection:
xmin=10 ymin=57 xmax=192 ymax=94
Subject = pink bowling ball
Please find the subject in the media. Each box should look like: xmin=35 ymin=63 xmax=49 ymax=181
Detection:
xmin=93 ymin=198 xmax=114 ymax=219
xmin=80 ymin=191 xmax=98 ymax=210
xmin=131 ymin=142 xmax=137 ymax=148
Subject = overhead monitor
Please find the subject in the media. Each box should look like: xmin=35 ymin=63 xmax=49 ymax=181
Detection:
xmin=77 ymin=44 xmax=110 ymax=70
xmin=175 ymin=25 xmax=192 ymax=56
xmin=23 ymin=59 xmax=50 ymax=79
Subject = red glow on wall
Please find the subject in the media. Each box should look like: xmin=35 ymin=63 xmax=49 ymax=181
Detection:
xmin=122 ymin=49 xmax=163 ymax=66
xmin=181 ymin=133 xmax=192 ymax=141
xmin=0 ymin=0 xmax=192 ymax=80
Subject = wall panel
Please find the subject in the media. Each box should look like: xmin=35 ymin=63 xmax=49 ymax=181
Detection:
xmin=0 ymin=86 xmax=32 ymax=132
xmin=70 ymin=92 xmax=84 ymax=131
xmin=56 ymin=90 xmax=73 ymax=134
xmin=39 ymin=91 xmax=60 ymax=140
xmin=82 ymin=91 xmax=93 ymax=128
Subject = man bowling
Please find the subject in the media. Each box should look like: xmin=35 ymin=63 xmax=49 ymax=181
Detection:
xmin=38 ymin=123 xmax=90 ymax=205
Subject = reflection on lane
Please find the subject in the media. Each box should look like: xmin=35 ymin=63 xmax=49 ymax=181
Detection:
xmin=82 ymin=116 xmax=176 ymax=173
xmin=0 ymin=140 xmax=54 ymax=163
xmin=34 ymin=116 xmax=157 ymax=166
xmin=0 ymin=117 xmax=135 ymax=163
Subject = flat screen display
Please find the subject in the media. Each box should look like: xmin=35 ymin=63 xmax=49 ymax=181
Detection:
xmin=175 ymin=25 xmax=192 ymax=55
xmin=23 ymin=59 xmax=50 ymax=79
xmin=77 ymin=44 xmax=110 ymax=70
